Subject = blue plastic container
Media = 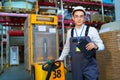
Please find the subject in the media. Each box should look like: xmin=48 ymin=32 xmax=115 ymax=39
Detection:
xmin=103 ymin=0 xmax=113 ymax=4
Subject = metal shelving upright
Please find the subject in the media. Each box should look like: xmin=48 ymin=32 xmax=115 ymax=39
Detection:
xmin=0 ymin=24 xmax=4 ymax=74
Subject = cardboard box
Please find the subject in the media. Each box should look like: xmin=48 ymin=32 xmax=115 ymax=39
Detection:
xmin=90 ymin=14 xmax=102 ymax=22
xmin=96 ymin=30 xmax=120 ymax=80
xmin=91 ymin=0 xmax=101 ymax=2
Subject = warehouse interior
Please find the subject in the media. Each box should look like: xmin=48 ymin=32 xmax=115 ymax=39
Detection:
xmin=0 ymin=0 xmax=120 ymax=80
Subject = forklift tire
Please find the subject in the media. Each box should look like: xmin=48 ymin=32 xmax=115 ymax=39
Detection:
xmin=31 ymin=66 xmax=35 ymax=80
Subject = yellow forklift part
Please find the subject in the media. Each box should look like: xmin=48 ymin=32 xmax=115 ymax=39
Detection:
xmin=24 ymin=14 xmax=59 ymax=80
xmin=34 ymin=64 xmax=47 ymax=80
xmin=30 ymin=14 xmax=58 ymax=25
xmin=24 ymin=14 xmax=59 ymax=71
xmin=33 ymin=61 xmax=66 ymax=80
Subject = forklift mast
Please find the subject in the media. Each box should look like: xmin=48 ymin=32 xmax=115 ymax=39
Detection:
xmin=24 ymin=14 xmax=58 ymax=71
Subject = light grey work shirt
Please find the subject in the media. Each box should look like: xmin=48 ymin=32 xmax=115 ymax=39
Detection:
xmin=59 ymin=24 xmax=105 ymax=60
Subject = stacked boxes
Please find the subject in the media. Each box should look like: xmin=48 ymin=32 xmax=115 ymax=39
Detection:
xmin=96 ymin=30 xmax=120 ymax=80
xmin=102 ymin=0 xmax=113 ymax=4
xmin=104 ymin=16 xmax=113 ymax=23
xmin=81 ymin=0 xmax=91 ymax=1
xmin=90 ymin=13 xmax=113 ymax=23
xmin=91 ymin=0 xmax=101 ymax=2
xmin=90 ymin=14 xmax=102 ymax=22
xmin=90 ymin=14 xmax=113 ymax=23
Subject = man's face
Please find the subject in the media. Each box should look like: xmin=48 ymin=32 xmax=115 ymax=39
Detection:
xmin=72 ymin=11 xmax=85 ymax=26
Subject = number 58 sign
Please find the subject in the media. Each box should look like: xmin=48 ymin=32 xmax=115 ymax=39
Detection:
xmin=49 ymin=62 xmax=66 ymax=80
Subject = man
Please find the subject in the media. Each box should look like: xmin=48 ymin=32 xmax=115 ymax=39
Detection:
xmin=59 ymin=6 xmax=104 ymax=80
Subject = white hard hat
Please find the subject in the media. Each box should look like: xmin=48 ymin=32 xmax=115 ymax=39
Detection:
xmin=72 ymin=6 xmax=86 ymax=15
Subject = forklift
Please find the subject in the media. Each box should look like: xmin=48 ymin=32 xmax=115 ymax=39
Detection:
xmin=24 ymin=14 xmax=66 ymax=80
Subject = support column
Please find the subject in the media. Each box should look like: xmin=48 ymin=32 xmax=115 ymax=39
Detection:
xmin=0 ymin=24 xmax=4 ymax=73
xmin=115 ymin=0 xmax=120 ymax=21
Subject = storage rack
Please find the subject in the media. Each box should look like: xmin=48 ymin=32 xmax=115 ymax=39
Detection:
xmin=0 ymin=0 xmax=114 ymax=71
xmin=38 ymin=0 xmax=58 ymax=15
xmin=0 ymin=0 xmax=36 ymax=13
xmin=57 ymin=0 xmax=114 ymax=44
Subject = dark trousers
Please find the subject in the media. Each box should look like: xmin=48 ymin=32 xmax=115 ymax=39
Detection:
xmin=71 ymin=52 xmax=98 ymax=80
xmin=70 ymin=37 xmax=98 ymax=80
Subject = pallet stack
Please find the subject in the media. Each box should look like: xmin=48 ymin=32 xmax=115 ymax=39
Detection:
xmin=96 ymin=30 xmax=120 ymax=80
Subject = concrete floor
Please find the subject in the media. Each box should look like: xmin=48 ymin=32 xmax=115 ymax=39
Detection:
xmin=0 ymin=63 xmax=72 ymax=80
xmin=0 ymin=64 xmax=31 ymax=80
